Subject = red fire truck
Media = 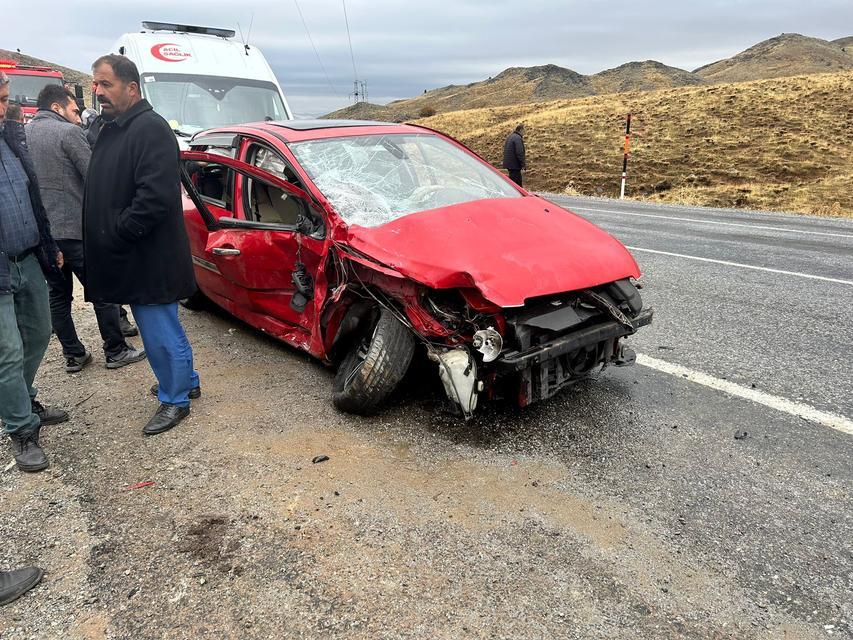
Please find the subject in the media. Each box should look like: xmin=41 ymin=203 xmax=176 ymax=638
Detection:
xmin=0 ymin=59 xmax=65 ymax=121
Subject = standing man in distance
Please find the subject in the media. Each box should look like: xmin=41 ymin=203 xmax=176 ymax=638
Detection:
xmin=84 ymin=55 xmax=199 ymax=436
xmin=0 ymin=71 xmax=68 ymax=472
xmin=27 ymin=84 xmax=146 ymax=373
xmin=502 ymin=123 xmax=526 ymax=188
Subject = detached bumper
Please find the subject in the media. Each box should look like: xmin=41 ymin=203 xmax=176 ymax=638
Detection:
xmin=496 ymin=308 xmax=654 ymax=371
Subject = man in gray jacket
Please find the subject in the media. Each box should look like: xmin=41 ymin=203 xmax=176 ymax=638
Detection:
xmin=27 ymin=85 xmax=145 ymax=372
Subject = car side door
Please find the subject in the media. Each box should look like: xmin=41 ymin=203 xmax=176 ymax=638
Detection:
xmin=180 ymin=147 xmax=327 ymax=343
xmin=182 ymin=136 xmax=241 ymax=305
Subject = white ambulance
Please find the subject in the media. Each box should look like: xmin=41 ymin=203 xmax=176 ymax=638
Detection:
xmin=111 ymin=21 xmax=293 ymax=141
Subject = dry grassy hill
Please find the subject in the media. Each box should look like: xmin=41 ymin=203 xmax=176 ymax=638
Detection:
xmin=694 ymin=34 xmax=853 ymax=83
xmin=418 ymin=70 xmax=853 ymax=217
xmin=590 ymin=61 xmax=706 ymax=94
xmin=325 ymin=62 xmax=702 ymax=121
xmin=326 ymin=33 xmax=852 ymax=122
xmin=0 ymin=48 xmax=93 ymax=106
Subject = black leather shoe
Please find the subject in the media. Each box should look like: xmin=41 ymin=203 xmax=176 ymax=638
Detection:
xmin=143 ymin=404 xmax=190 ymax=436
xmin=105 ymin=346 xmax=147 ymax=369
xmin=119 ymin=315 xmax=139 ymax=337
xmin=0 ymin=567 xmax=43 ymax=605
xmin=150 ymin=383 xmax=201 ymax=400
xmin=9 ymin=429 xmax=49 ymax=472
xmin=65 ymin=351 xmax=93 ymax=373
xmin=31 ymin=400 xmax=69 ymax=426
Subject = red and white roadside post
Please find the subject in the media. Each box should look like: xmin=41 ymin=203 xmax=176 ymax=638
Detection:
xmin=620 ymin=113 xmax=631 ymax=199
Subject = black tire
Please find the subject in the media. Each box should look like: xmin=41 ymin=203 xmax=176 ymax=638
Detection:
xmin=332 ymin=307 xmax=416 ymax=415
xmin=179 ymin=288 xmax=208 ymax=311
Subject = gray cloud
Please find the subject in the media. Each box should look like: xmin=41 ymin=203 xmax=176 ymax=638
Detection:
xmin=3 ymin=0 xmax=850 ymax=115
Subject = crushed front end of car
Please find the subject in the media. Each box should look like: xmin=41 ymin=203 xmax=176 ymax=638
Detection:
xmin=419 ymin=279 xmax=652 ymax=417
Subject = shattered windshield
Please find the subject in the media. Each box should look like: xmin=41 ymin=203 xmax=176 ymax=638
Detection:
xmin=141 ymin=73 xmax=287 ymax=135
xmin=289 ymin=133 xmax=521 ymax=227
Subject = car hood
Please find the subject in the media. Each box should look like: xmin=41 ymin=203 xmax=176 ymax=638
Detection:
xmin=345 ymin=197 xmax=641 ymax=308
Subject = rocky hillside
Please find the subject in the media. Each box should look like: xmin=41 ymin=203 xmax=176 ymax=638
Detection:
xmin=418 ymin=70 xmax=853 ymax=217
xmin=590 ymin=60 xmax=706 ymax=94
xmin=694 ymin=34 xmax=853 ymax=83
xmin=325 ymin=62 xmax=695 ymax=121
xmin=325 ymin=33 xmax=852 ymax=121
xmin=833 ymin=36 xmax=853 ymax=50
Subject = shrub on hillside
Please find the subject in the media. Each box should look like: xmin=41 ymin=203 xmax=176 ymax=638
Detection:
xmin=419 ymin=106 xmax=437 ymax=118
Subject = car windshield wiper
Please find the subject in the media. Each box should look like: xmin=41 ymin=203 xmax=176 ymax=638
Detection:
xmin=380 ymin=138 xmax=408 ymax=160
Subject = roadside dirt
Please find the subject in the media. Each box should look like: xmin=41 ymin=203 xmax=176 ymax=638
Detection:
xmin=0 ymin=295 xmax=834 ymax=639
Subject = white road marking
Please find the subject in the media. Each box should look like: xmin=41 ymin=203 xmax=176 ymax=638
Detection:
xmin=626 ymin=246 xmax=853 ymax=286
xmin=568 ymin=206 xmax=853 ymax=239
xmin=636 ymin=354 xmax=853 ymax=436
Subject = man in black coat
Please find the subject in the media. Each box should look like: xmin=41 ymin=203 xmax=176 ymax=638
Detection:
xmin=84 ymin=54 xmax=199 ymax=436
xmin=502 ymin=123 xmax=526 ymax=187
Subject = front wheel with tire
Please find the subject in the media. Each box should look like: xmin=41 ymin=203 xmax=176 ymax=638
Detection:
xmin=332 ymin=307 xmax=416 ymax=415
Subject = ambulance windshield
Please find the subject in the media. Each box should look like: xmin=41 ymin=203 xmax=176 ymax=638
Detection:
xmin=141 ymin=73 xmax=287 ymax=134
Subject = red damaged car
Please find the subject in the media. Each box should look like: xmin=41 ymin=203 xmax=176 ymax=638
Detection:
xmin=179 ymin=120 xmax=652 ymax=417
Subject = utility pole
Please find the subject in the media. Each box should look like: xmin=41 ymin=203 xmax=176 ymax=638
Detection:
xmin=620 ymin=113 xmax=631 ymax=199
xmin=351 ymin=79 xmax=368 ymax=104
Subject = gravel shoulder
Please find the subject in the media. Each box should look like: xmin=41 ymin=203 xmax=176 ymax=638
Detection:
xmin=1 ymin=289 xmax=850 ymax=639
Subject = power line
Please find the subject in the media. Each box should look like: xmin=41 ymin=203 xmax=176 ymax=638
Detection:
xmin=341 ymin=0 xmax=359 ymax=80
xmin=293 ymin=0 xmax=341 ymax=97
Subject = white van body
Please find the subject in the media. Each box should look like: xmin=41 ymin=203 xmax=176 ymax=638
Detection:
xmin=112 ymin=23 xmax=293 ymax=145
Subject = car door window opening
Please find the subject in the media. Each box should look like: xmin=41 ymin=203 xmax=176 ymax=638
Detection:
xmin=243 ymin=145 xmax=307 ymax=226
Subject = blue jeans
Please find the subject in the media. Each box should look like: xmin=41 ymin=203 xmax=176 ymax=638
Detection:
xmin=130 ymin=303 xmax=198 ymax=407
xmin=0 ymin=254 xmax=52 ymax=435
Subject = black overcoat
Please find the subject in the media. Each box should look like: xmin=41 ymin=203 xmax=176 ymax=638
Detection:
xmin=83 ymin=100 xmax=195 ymax=304
xmin=502 ymin=131 xmax=526 ymax=171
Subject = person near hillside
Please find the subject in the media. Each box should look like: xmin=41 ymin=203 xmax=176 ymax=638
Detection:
xmin=0 ymin=71 xmax=69 ymax=472
xmin=27 ymin=84 xmax=146 ymax=374
xmin=502 ymin=123 xmax=526 ymax=187
xmin=84 ymin=54 xmax=199 ymax=436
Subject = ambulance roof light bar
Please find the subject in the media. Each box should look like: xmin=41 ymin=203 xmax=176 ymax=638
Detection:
xmin=141 ymin=22 xmax=236 ymax=39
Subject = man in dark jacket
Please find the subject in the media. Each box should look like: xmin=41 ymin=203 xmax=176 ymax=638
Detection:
xmin=502 ymin=124 xmax=526 ymax=187
xmin=84 ymin=55 xmax=199 ymax=436
xmin=28 ymin=84 xmax=146 ymax=373
xmin=0 ymin=71 xmax=69 ymax=472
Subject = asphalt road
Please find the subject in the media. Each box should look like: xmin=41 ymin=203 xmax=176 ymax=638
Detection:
xmin=548 ymin=195 xmax=853 ymax=418
xmin=1 ymin=196 xmax=851 ymax=639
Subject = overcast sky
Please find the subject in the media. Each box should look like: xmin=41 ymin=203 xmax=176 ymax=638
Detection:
xmin=3 ymin=0 xmax=851 ymax=115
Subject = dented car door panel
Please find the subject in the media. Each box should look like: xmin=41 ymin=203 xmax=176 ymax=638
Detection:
xmin=180 ymin=149 xmax=327 ymax=349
